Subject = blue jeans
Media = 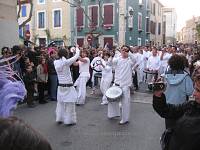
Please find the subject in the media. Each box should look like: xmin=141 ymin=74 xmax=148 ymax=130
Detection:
xmin=49 ymin=74 xmax=58 ymax=101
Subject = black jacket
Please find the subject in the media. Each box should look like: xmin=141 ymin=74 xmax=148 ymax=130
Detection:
xmin=153 ymin=94 xmax=200 ymax=150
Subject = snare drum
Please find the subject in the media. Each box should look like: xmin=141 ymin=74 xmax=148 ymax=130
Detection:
xmin=105 ymin=86 xmax=122 ymax=102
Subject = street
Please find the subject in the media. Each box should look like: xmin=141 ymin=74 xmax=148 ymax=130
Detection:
xmin=15 ymin=90 xmax=164 ymax=150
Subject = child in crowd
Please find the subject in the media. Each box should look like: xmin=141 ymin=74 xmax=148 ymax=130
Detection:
xmin=23 ymin=64 xmax=37 ymax=107
xmin=37 ymin=57 xmax=48 ymax=104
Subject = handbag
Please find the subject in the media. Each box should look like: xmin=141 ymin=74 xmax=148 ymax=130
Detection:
xmin=160 ymin=128 xmax=173 ymax=150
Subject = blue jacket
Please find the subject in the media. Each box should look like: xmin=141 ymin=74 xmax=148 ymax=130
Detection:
xmin=164 ymin=71 xmax=194 ymax=105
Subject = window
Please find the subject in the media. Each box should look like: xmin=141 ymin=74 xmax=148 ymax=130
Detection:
xmin=18 ymin=24 xmax=30 ymax=37
xmin=19 ymin=27 xmax=23 ymax=37
xmin=150 ymin=21 xmax=156 ymax=34
xmin=146 ymin=17 xmax=150 ymax=33
xmin=76 ymin=7 xmax=84 ymax=27
xmin=146 ymin=0 xmax=150 ymax=10
xmin=38 ymin=0 xmax=45 ymax=4
xmin=53 ymin=9 xmax=62 ymax=28
xmin=158 ymin=22 xmax=161 ymax=35
xmin=104 ymin=37 xmax=113 ymax=49
xmin=21 ymin=5 xmax=26 ymax=17
xmin=88 ymin=6 xmax=98 ymax=26
xmin=103 ymin=5 xmax=114 ymax=25
xmin=138 ymin=38 xmax=142 ymax=46
xmin=38 ymin=11 xmax=45 ymax=29
xmin=77 ymin=38 xmax=84 ymax=47
xmin=153 ymin=3 xmax=156 ymax=15
xmin=138 ymin=13 xmax=142 ymax=31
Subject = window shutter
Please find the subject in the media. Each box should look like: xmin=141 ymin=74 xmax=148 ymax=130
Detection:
xmin=104 ymin=5 xmax=113 ymax=25
xmin=91 ymin=6 xmax=98 ymax=26
xmin=76 ymin=7 xmax=84 ymax=26
xmin=104 ymin=37 xmax=113 ymax=49
xmin=77 ymin=38 xmax=84 ymax=47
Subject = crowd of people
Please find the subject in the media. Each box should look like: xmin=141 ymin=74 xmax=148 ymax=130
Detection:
xmin=1 ymin=42 xmax=200 ymax=149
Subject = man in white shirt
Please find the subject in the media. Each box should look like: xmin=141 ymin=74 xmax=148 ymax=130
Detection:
xmin=160 ymin=47 xmax=172 ymax=74
xmin=54 ymin=46 xmax=80 ymax=125
xmin=146 ymin=47 xmax=161 ymax=82
xmin=108 ymin=45 xmax=135 ymax=125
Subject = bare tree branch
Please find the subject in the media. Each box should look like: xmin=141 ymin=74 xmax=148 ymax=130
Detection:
xmin=17 ymin=0 xmax=22 ymax=19
xmin=19 ymin=0 xmax=33 ymax=29
xmin=62 ymin=0 xmax=92 ymax=22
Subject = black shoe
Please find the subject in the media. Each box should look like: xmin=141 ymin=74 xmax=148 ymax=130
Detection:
xmin=27 ymin=103 xmax=36 ymax=108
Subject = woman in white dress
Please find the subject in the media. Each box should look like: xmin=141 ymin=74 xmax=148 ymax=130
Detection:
xmin=99 ymin=52 xmax=113 ymax=105
xmin=74 ymin=50 xmax=90 ymax=105
xmin=54 ymin=46 xmax=80 ymax=125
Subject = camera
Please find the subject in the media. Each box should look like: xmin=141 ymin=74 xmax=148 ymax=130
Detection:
xmin=148 ymin=82 xmax=166 ymax=91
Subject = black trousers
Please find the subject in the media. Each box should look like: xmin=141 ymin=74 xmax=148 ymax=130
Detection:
xmin=133 ymin=71 xmax=138 ymax=89
xmin=38 ymin=82 xmax=46 ymax=102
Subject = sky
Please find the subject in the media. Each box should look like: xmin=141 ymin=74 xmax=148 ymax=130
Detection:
xmin=160 ymin=0 xmax=200 ymax=31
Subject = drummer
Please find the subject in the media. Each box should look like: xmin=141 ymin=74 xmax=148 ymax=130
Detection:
xmin=108 ymin=45 xmax=136 ymax=125
xmin=146 ymin=47 xmax=161 ymax=83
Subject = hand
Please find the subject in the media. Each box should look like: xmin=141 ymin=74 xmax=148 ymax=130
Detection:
xmin=153 ymin=90 xmax=163 ymax=97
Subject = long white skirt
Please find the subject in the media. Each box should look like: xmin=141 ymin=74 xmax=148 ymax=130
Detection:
xmin=100 ymin=77 xmax=112 ymax=104
xmin=107 ymin=86 xmax=131 ymax=123
xmin=74 ymin=76 xmax=89 ymax=104
xmin=56 ymin=101 xmax=77 ymax=125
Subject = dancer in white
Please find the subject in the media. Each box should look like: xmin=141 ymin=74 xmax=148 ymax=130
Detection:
xmin=99 ymin=52 xmax=113 ymax=105
xmin=54 ymin=46 xmax=80 ymax=125
xmin=90 ymin=51 xmax=103 ymax=94
xmin=160 ymin=47 xmax=172 ymax=75
xmin=74 ymin=50 xmax=90 ymax=105
xmin=108 ymin=45 xmax=135 ymax=125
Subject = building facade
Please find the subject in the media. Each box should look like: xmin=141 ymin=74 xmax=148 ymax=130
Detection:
xmin=31 ymin=0 xmax=71 ymax=46
xmin=179 ymin=16 xmax=200 ymax=44
xmin=149 ymin=0 xmax=164 ymax=46
xmin=72 ymin=0 xmax=151 ymax=48
xmin=162 ymin=7 xmax=177 ymax=44
xmin=0 ymin=0 xmax=19 ymax=49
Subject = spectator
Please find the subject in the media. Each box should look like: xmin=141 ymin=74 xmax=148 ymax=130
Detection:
xmin=37 ymin=57 xmax=48 ymax=104
xmin=0 ymin=117 xmax=52 ymax=150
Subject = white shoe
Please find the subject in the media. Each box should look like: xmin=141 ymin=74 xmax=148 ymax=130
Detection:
xmin=101 ymin=102 xmax=108 ymax=105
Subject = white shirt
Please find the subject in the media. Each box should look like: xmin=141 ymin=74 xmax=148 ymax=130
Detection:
xmin=113 ymin=55 xmax=135 ymax=87
xmin=147 ymin=55 xmax=161 ymax=71
xmin=100 ymin=59 xmax=113 ymax=80
xmin=90 ymin=56 xmax=103 ymax=72
xmin=160 ymin=52 xmax=172 ymax=67
xmin=78 ymin=57 xmax=90 ymax=77
xmin=54 ymin=48 xmax=80 ymax=84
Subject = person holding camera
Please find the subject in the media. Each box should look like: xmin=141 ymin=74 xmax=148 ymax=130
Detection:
xmin=164 ymin=54 xmax=193 ymax=128
xmin=152 ymin=65 xmax=200 ymax=150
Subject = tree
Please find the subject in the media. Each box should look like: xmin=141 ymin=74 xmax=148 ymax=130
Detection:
xmin=17 ymin=0 xmax=33 ymax=33
xmin=196 ymin=24 xmax=200 ymax=41
xmin=62 ymin=0 xmax=104 ymax=45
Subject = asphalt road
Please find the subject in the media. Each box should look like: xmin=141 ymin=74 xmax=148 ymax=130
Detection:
xmin=15 ymin=91 xmax=165 ymax=150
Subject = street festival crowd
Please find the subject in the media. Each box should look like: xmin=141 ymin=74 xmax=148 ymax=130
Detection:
xmin=1 ymin=43 xmax=200 ymax=149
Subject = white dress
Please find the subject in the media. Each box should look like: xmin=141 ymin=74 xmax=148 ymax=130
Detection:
xmin=100 ymin=59 xmax=113 ymax=104
xmin=54 ymin=48 xmax=80 ymax=124
xmin=74 ymin=57 xmax=90 ymax=105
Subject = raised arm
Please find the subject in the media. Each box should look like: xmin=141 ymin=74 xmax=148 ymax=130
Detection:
xmin=153 ymin=93 xmax=188 ymax=119
xmin=62 ymin=47 xmax=80 ymax=66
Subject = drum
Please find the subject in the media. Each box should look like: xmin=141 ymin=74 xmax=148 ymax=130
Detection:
xmin=105 ymin=86 xmax=122 ymax=102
